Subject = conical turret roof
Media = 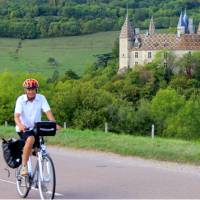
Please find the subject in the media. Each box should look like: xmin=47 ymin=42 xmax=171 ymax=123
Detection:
xmin=120 ymin=14 xmax=134 ymax=38
xmin=177 ymin=11 xmax=183 ymax=27
xmin=197 ymin=23 xmax=200 ymax=35
xmin=149 ymin=16 xmax=155 ymax=35
xmin=177 ymin=9 xmax=190 ymax=33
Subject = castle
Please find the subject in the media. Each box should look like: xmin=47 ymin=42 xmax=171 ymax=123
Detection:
xmin=119 ymin=10 xmax=200 ymax=73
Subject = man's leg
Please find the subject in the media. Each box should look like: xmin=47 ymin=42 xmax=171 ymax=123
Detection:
xmin=21 ymin=136 xmax=35 ymax=176
xmin=22 ymin=136 xmax=35 ymax=165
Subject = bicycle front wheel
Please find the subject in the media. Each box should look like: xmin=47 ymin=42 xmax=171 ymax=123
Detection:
xmin=38 ymin=154 xmax=56 ymax=199
xmin=16 ymin=166 xmax=31 ymax=198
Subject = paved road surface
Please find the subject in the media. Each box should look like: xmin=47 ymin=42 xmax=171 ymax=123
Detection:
xmin=1 ymin=146 xmax=200 ymax=199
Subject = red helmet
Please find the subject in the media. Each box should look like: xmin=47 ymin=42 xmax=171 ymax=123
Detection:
xmin=23 ymin=78 xmax=39 ymax=89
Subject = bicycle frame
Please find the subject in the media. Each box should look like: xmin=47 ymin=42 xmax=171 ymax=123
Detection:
xmin=26 ymin=156 xmax=38 ymax=189
xmin=27 ymin=137 xmax=46 ymax=186
xmin=37 ymin=138 xmax=48 ymax=182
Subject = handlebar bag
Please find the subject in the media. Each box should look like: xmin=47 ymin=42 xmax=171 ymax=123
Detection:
xmin=35 ymin=121 xmax=56 ymax=136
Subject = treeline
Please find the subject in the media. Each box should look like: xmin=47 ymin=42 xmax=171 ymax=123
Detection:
xmin=1 ymin=46 xmax=200 ymax=140
xmin=0 ymin=0 xmax=199 ymax=38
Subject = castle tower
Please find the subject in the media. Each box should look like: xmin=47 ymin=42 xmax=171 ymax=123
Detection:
xmin=177 ymin=11 xmax=185 ymax=36
xmin=188 ymin=18 xmax=194 ymax=34
xmin=119 ymin=13 xmax=134 ymax=73
xmin=183 ymin=9 xmax=189 ymax=33
xmin=148 ymin=16 xmax=155 ymax=35
xmin=197 ymin=23 xmax=200 ymax=35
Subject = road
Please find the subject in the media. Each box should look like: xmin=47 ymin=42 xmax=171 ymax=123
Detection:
xmin=1 ymin=146 xmax=200 ymax=199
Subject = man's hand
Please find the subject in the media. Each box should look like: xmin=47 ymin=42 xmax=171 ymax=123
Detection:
xmin=18 ymin=124 xmax=26 ymax=132
xmin=14 ymin=113 xmax=26 ymax=132
xmin=56 ymin=124 xmax=62 ymax=130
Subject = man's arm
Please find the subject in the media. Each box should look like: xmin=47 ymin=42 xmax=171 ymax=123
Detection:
xmin=45 ymin=110 xmax=61 ymax=130
xmin=45 ymin=110 xmax=56 ymax=122
xmin=14 ymin=96 xmax=26 ymax=132
xmin=14 ymin=113 xmax=26 ymax=132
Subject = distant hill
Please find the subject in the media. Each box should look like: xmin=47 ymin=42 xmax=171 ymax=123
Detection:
xmin=0 ymin=31 xmax=118 ymax=76
xmin=0 ymin=0 xmax=199 ymax=38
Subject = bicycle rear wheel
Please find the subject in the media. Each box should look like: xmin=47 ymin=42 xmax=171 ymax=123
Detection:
xmin=16 ymin=166 xmax=31 ymax=198
xmin=38 ymin=154 xmax=56 ymax=199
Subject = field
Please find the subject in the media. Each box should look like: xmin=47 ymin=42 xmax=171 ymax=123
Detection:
xmin=0 ymin=31 xmax=119 ymax=77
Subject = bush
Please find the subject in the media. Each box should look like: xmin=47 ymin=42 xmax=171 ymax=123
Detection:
xmin=165 ymin=96 xmax=200 ymax=140
xmin=151 ymin=87 xmax=185 ymax=135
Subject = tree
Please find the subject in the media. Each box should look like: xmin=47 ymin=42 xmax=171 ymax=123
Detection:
xmin=169 ymin=75 xmax=200 ymax=99
xmin=115 ymin=105 xmax=136 ymax=134
xmin=51 ymin=81 xmax=116 ymax=129
xmin=81 ymin=19 xmax=97 ymax=34
xmin=134 ymin=99 xmax=153 ymax=135
xmin=62 ymin=70 xmax=80 ymax=80
xmin=48 ymin=22 xmax=60 ymax=37
xmin=165 ymin=96 xmax=200 ymax=139
xmin=151 ymin=87 xmax=185 ymax=134
xmin=60 ymin=19 xmax=80 ymax=35
xmin=112 ymin=38 xmax=119 ymax=59
xmin=176 ymin=52 xmax=198 ymax=78
xmin=37 ymin=17 xmax=50 ymax=37
xmin=47 ymin=70 xmax=60 ymax=83
xmin=93 ymin=53 xmax=113 ymax=69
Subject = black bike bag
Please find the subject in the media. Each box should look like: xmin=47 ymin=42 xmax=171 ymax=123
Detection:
xmin=35 ymin=121 xmax=56 ymax=136
xmin=2 ymin=138 xmax=24 ymax=168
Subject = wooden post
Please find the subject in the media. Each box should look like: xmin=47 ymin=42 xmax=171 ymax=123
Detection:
xmin=105 ymin=122 xmax=108 ymax=133
xmin=64 ymin=122 xmax=67 ymax=129
xmin=151 ymin=124 xmax=155 ymax=138
xmin=5 ymin=121 xmax=8 ymax=127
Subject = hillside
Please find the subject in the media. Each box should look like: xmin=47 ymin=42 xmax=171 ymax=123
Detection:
xmin=0 ymin=0 xmax=199 ymax=38
xmin=0 ymin=31 xmax=118 ymax=76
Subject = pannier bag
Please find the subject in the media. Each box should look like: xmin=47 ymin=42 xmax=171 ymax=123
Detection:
xmin=34 ymin=121 xmax=56 ymax=136
xmin=2 ymin=138 xmax=24 ymax=169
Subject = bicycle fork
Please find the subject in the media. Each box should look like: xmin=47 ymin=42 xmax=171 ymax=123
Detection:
xmin=27 ymin=156 xmax=33 ymax=177
xmin=38 ymin=144 xmax=48 ymax=182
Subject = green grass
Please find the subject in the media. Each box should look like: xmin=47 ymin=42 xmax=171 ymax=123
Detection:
xmin=0 ymin=31 xmax=119 ymax=77
xmin=2 ymin=126 xmax=200 ymax=165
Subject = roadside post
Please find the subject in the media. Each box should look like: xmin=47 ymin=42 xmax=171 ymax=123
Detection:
xmin=151 ymin=124 xmax=155 ymax=139
xmin=64 ymin=122 xmax=67 ymax=129
xmin=105 ymin=122 xmax=108 ymax=133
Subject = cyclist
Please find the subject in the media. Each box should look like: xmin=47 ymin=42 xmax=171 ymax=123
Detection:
xmin=14 ymin=78 xmax=61 ymax=176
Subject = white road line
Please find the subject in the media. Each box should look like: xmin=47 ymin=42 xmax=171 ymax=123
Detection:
xmin=0 ymin=178 xmax=63 ymax=196
xmin=0 ymin=178 xmax=15 ymax=185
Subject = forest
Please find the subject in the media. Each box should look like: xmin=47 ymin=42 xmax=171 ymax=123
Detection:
xmin=0 ymin=0 xmax=199 ymax=38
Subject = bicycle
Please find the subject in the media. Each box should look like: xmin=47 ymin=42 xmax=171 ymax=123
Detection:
xmin=15 ymin=121 xmax=56 ymax=199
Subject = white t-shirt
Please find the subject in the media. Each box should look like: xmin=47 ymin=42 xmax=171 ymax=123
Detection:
xmin=14 ymin=94 xmax=51 ymax=132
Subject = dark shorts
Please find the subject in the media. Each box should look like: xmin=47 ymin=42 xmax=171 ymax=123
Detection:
xmin=17 ymin=130 xmax=39 ymax=148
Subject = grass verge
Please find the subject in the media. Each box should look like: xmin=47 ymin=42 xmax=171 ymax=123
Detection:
xmin=1 ymin=126 xmax=200 ymax=165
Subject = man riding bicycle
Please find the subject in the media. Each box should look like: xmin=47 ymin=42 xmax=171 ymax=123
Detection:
xmin=14 ymin=78 xmax=61 ymax=176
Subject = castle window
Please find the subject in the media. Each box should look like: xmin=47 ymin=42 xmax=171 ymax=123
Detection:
xmin=135 ymin=62 xmax=138 ymax=65
xmin=135 ymin=52 xmax=138 ymax=58
xmin=148 ymin=52 xmax=152 ymax=58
